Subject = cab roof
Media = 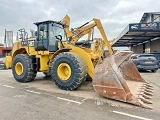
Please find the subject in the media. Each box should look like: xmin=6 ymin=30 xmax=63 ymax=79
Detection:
xmin=34 ymin=20 xmax=66 ymax=27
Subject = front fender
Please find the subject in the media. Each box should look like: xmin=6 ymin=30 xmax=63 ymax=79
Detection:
xmin=64 ymin=44 xmax=94 ymax=78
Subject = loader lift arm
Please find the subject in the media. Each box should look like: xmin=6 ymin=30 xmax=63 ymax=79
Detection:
xmin=70 ymin=19 xmax=114 ymax=55
xmin=60 ymin=15 xmax=70 ymax=36
xmin=60 ymin=15 xmax=114 ymax=55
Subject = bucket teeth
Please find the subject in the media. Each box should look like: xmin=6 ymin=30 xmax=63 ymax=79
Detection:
xmin=145 ymin=89 xmax=153 ymax=93
xmin=143 ymin=83 xmax=153 ymax=87
xmin=141 ymin=86 xmax=153 ymax=91
xmin=137 ymin=99 xmax=153 ymax=109
xmin=141 ymin=104 xmax=153 ymax=109
xmin=139 ymin=89 xmax=153 ymax=96
xmin=145 ymin=84 xmax=153 ymax=88
xmin=138 ymin=97 xmax=153 ymax=104
xmin=145 ymin=86 xmax=153 ymax=90
xmin=138 ymin=93 xmax=152 ymax=99
xmin=143 ymin=86 xmax=153 ymax=93
xmin=144 ymin=91 xmax=153 ymax=96
xmin=141 ymin=85 xmax=153 ymax=90
xmin=138 ymin=87 xmax=153 ymax=96
xmin=142 ymin=94 xmax=152 ymax=99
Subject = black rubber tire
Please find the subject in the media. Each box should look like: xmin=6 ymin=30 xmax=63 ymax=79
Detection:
xmin=12 ymin=54 xmax=37 ymax=83
xmin=51 ymin=52 xmax=87 ymax=90
xmin=151 ymin=70 xmax=157 ymax=73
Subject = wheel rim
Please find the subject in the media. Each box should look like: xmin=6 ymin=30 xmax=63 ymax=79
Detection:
xmin=15 ymin=62 xmax=24 ymax=75
xmin=57 ymin=63 xmax=71 ymax=81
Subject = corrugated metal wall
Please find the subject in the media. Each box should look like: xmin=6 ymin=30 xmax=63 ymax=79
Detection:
xmin=132 ymin=44 xmax=143 ymax=53
xmin=150 ymin=40 xmax=160 ymax=52
xmin=131 ymin=39 xmax=160 ymax=53
xmin=145 ymin=42 xmax=150 ymax=53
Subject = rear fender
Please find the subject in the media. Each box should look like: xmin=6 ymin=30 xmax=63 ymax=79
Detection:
xmin=6 ymin=56 xmax=12 ymax=68
xmin=13 ymin=48 xmax=27 ymax=58
xmin=6 ymin=48 xmax=27 ymax=68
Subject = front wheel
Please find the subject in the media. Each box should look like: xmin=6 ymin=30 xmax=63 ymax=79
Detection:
xmin=51 ymin=52 xmax=87 ymax=90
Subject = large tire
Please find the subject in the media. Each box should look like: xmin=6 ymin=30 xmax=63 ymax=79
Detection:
xmin=12 ymin=54 xmax=37 ymax=83
xmin=51 ymin=52 xmax=87 ymax=90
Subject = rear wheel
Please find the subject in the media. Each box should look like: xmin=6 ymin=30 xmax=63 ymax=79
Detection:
xmin=51 ymin=52 xmax=87 ymax=90
xmin=12 ymin=54 xmax=37 ymax=82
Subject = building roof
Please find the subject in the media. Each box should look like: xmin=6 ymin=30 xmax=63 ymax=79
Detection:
xmin=113 ymin=12 xmax=160 ymax=47
xmin=113 ymin=22 xmax=160 ymax=47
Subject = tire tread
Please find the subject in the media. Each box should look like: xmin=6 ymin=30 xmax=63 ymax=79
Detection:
xmin=51 ymin=52 xmax=87 ymax=90
xmin=12 ymin=54 xmax=37 ymax=82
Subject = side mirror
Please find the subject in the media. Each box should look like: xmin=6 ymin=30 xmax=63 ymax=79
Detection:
xmin=40 ymin=25 xmax=45 ymax=31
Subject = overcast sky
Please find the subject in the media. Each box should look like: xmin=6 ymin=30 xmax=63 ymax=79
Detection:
xmin=0 ymin=0 xmax=160 ymax=44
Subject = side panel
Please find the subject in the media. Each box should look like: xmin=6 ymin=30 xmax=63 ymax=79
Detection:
xmin=5 ymin=56 xmax=12 ymax=68
xmin=10 ymin=40 xmax=51 ymax=72
xmin=36 ymin=55 xmax=49 ymax=71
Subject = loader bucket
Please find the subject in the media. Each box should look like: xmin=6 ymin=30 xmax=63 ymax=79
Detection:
xmin=92 ymin=51 xmax=153 ymax=109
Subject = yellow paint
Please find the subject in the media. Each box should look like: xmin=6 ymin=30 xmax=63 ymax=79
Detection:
xmin=36 ymin=55 xmax=49 ymax=71
xmin=48 ymin=48 xmax=70 ymax=67
xmin=93 ymin=18 xmax=114 ymax=55
xmin=60 ymin=15 xmax=70 ymax=36
xmin=57 ymin=63 xmax=71 ymax=80
xmin=15 ymin=62 xmax=24 ymax=75
xmin=81 ymin=47 xmax=93 ymax=53
xmin=63 ymin=15 xmax=114 ymax=55
xmin=6 ymin=56 xmax=12 ymax=68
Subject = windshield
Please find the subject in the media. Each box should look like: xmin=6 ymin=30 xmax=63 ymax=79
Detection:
xmin=49 ymin=23 xmax=66 ymax=42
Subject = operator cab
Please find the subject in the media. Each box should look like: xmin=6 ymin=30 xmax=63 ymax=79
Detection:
xmin=34 ymin=20 xmax=67 ymax=52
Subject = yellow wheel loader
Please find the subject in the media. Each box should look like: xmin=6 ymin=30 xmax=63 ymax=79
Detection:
xmin=6 ymin=17 xmax=153 ymax=109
